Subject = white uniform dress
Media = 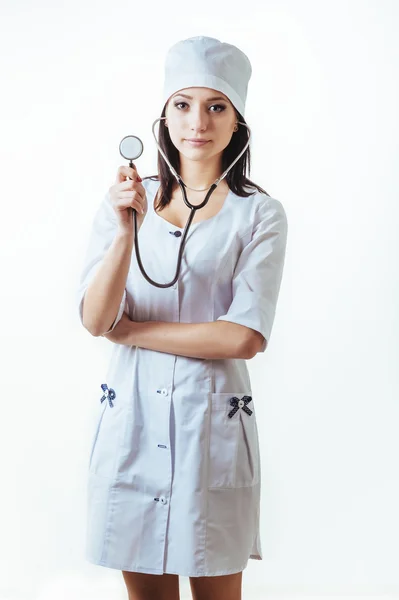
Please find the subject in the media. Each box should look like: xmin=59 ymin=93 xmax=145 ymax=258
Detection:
xmin=76 ymin=176 xmax=288 ymax=577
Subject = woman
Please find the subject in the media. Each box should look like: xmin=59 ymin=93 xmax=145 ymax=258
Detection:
xmin=77 ymin=36 xmax=288 ymax=600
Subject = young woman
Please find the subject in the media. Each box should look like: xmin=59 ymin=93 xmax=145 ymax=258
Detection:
xmin=77 ymin=36 xmax=288 ymax=600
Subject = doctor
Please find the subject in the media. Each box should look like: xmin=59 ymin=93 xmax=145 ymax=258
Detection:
xmin=77 ymin=36 xmax=288 ymax=600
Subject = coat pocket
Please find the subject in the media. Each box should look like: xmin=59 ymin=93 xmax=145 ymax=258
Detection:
xmin=208 ymin=392 xmax=260 ymax=489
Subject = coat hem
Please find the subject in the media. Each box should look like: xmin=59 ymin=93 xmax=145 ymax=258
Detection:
xmin=86 ymin=552 xmax=261 ymax=577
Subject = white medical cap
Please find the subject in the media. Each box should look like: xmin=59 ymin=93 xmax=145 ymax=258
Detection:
xmin=162 ymin=36 xmax=252 ymax=117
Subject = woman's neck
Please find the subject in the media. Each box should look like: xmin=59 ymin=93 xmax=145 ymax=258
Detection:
xmin=177 ymin=156 xmax=223 ymax=192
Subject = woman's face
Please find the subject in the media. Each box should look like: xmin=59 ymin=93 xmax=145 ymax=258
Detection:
xmin=165 ymin=87 xmax=237 ymax=164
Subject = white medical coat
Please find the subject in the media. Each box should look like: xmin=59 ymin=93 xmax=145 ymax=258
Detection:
xmin=76 ymin=176 xmax=288 ymax=576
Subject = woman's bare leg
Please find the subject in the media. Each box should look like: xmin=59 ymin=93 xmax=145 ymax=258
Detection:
xmin=122 ymin=570 xmax=180 ymax=600
xmin=189 ymin=571 xmax=242 ymax=600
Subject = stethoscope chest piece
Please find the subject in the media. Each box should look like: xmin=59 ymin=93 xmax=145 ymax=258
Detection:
xmin=119 ymin=135 xmax=144 ymax=162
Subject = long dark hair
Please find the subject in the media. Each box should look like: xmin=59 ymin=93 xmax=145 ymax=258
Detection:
xmin=143 ymin=102 xmax=270 ymax=212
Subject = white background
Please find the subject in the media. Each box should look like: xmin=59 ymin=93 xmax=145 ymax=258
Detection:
xmin=0 ymin=0 xmax=398 ymax=598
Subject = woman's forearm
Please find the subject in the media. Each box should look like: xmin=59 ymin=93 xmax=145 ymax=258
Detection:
xmin=131 ymin=320 xmax=250 ymax=359
xmin=104 ymin=314 xmax=251 ymax=359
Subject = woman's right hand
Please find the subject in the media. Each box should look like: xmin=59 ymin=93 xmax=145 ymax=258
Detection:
xmin=109 ymin=165 xmax=147 ymax=235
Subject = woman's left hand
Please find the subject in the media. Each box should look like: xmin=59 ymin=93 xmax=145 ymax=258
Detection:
xmin=103 ymin=312 xmax=136 ymax=345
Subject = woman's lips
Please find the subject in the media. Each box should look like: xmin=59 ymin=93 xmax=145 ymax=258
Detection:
xmin=185 ymin=139 xmax=209 ymax=146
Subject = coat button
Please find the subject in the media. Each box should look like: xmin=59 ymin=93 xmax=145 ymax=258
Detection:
xmin=238 ymin=399 xmax=245 ymax=408
xmin=160 ymin=388 xmax=168 ymax=396
xmin=159 ymin=496 xmax=167 ymax=504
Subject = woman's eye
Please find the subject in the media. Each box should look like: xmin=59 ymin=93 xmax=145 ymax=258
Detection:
xmin=210 ymin=104 xmax=226 ymax=113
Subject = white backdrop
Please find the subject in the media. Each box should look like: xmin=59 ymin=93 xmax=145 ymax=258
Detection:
xmin=0 ymin=0 xmax=398 ymax=598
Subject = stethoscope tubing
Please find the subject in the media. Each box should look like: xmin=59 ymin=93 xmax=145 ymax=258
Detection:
xmin=130 ymin=118 xmax=251 ymax=288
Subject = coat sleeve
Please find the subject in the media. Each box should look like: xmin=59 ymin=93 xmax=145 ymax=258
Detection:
xmin=216 ymin=196 xmax=288 ymax=353
xmin=76 ymin=191 xmax=128 ymax=336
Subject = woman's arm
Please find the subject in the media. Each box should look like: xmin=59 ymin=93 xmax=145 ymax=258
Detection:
xmin=82 ymin=230 xmax=134 ymax=336
xmin=102 ymin=313 xmax=258 ymax=359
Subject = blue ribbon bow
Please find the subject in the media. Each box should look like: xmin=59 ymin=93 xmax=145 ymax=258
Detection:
xmin=228 ymin=395 xmax=253 ymax=418
xmin=100 ymin=383 xmax=116 ymax=407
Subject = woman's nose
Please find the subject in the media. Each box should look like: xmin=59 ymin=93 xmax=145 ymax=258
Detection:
xmin=190 ymin=110 xmax=208 ymax=132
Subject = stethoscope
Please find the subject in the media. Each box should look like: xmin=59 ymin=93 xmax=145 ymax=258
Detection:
xmin=119 ymin=116 xmax=251 ymax=288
